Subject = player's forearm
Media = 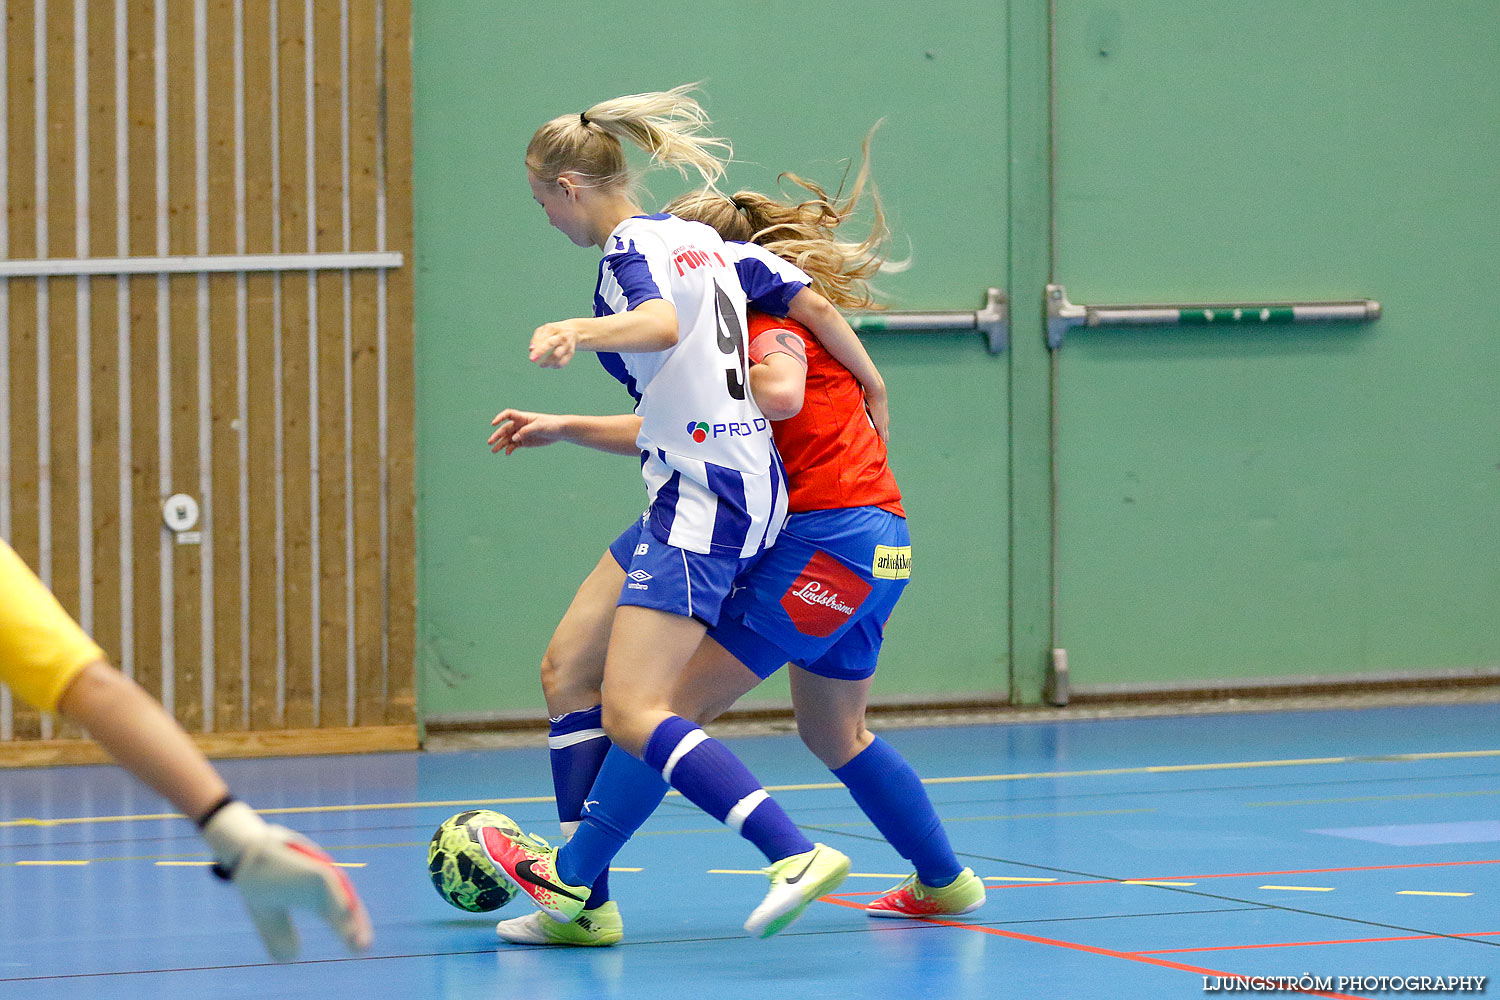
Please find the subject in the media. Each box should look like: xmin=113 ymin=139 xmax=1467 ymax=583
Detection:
xmin=786 ymin=289 xmax=886 ymax=395
xmin=56 ymin=661 xmax=229 ymax=822
xmin=559 ymin=414 xmax=644 ymax=455
xmin=576 ymin=299 xmax=679 ymax=353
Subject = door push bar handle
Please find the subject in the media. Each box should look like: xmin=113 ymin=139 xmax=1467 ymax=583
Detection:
xmin=1046 ymin=283 xmax=1380 ymax=350
xmin=849 ymin=287 xmax=1008 ymax=354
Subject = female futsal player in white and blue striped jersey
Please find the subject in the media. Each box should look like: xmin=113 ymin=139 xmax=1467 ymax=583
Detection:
xmin=478 ymin=85 xmax=852 ymax=938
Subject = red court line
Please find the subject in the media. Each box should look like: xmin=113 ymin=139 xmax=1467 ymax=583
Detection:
xmin=830 ymin=858 xmax=1500 ymax=899
xmin=820 ymin=896 xmax=1370 ymax=999
xmin=1138 ymin=929 xmax=1500 ymax=955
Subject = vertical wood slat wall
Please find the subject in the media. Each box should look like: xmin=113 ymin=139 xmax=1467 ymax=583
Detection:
xmin=1 ymin=0 xmax=415 ymax=752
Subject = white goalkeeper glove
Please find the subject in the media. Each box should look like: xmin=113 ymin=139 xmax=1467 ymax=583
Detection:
xmin=200 ymin=798 xmax=373 ymax=962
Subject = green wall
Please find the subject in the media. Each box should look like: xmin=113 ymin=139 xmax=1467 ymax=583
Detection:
xmin=412 ymin=2 xmax=1500 ymax=723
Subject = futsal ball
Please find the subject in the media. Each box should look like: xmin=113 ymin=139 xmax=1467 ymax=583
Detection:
xmin=427 ymin=809 xmax=521 ymax=912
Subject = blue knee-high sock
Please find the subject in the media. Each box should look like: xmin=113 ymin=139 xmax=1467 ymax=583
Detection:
xmin=554 ymin=745 xmax=669 ymax=890
xmin=833 ymin=736 xmax=961 ymax=887
xmin=642 ymin=715 xmax=813 ymax=864
xmin=548 ymin=707 xmax=612 ymax=907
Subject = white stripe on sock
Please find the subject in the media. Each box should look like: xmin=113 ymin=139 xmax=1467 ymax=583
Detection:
xmin=660 ymin=727 xmax=708 ymax=784
xmin=725 ymin=789 xmax=769 ymax=833
xmin=547 ymin=728 xmax=607 ymax=750
xmin=559 ymin=820 xmax=581 ymax=840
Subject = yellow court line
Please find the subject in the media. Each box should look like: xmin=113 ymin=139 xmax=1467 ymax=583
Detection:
xmin=332 ymin=863 xmax=366 ymax=868
xmin=0 ymin=795 xmax=556 ymax=829
xmin=155 ymin=861 xmax=213 ymax=867
xmin=986 ymin=876 xmax=1057 ymax=883
xmin=841 ymin=873 xmax=909 ymax=879
xmin=6 ymin=748 xmax=1497 ymax=830
xmin=608 ymin=867 xmax=642 ymax=873
xmin=14 ymin=860 xmax=89 ymax=866
xmin=1397 ymin=890 xmax=1472 ymax=897
xmin=1122 ymin=880 xmax=1196 ymax=887
xmin=1260 ymin=885 xmax=1335 ymax=892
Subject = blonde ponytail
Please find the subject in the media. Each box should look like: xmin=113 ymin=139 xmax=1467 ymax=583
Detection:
xmin=526 ymin=83 xmax=731 ymax=191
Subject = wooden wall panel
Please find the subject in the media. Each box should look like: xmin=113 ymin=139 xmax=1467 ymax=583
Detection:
xmin=348 ymin=0 xmax=383 ymax=726
xmin=313 ymin=3 xmax=347 ymax=728
xmin=166 ymin=6 xmax=201 ymax=730
xmin=7 ymin=0 xmax=43 ymax=739
xmin=241 ymin=2 xmax=281 ymax=730
xmin=384 ymin=0 xmax=416 ymax=725
xmin=43 ymin=0 xmax=80 ymax=740
xmin=124 ymin=2 xmax=161 ymax=708
xmin=276 ymin=0 xmax=314 ymax=731
xmin=2 ymin=0 xmax=415 ymax=751
xmin=206 ymin=0 xmax=240 ymax=732
xmin=86 ymin=3 xmax=122 ymax=687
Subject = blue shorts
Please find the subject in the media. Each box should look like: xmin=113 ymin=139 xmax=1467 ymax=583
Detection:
xmin=706 ymin=507 xmax=910 ymax=681
xmin=607 ymin=515 xmax=756 ymax=628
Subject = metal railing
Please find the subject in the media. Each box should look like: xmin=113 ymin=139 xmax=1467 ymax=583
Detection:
xmin=1047 ymin=283 xmax=1380 ymax=349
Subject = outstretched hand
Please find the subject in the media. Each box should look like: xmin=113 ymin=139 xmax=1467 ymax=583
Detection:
xmin=203 ymin=801 xmax=372 ymax=962
xmin=489 ymin=409 xmax=567 ymax=454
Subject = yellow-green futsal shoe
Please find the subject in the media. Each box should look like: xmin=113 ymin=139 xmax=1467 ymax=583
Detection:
xmin=743 ymin=843 xmax=850 ymax=939
xmin=865 ymin=867 xmax=987 ymax=918
xmin=495 ymin=901 xmax=623 ymax=947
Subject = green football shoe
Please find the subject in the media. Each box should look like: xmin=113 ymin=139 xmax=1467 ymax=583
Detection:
xmin=743 ymin=843 xmax=850 ymax=939
xmin=495 ymin=901 xmax=623 ymax=947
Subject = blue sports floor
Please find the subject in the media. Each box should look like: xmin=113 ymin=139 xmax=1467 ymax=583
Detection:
xmin=1 ymin=702 xmax=1497 ymax=999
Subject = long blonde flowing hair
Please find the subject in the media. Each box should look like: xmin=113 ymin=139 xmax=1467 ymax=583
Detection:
xmin=665 ymin=126 xmax=900 ymax=311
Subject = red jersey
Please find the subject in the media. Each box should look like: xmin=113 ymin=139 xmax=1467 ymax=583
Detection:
xmin=747 ymin=311 xmax=904 ymax=517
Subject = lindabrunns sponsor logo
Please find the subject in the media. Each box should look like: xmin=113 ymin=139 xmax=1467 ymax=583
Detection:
xmin=872 ymin=545 xmax=912 ymax=580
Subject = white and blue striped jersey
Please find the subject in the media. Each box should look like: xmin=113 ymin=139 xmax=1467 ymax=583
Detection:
xmin=721 ymin=240 xmax=812 ymax=317
xmin=593 ymin=214 xmax=805 ymax=559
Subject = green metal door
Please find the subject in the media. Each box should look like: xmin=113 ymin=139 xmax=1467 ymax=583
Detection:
xmin=1049 ymin=4 xmax=1500 ymax=693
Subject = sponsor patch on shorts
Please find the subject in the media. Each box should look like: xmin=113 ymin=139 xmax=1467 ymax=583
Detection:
xmin=780 ymin=551 xmax=872 ymax=638
xmin=871 ymin=545 xmax=911 ymax=580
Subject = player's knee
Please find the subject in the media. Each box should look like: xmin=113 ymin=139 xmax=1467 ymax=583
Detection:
xmin=538 ymin=643 xmax=601 ymax=708
xmin=799 ymin=720 xmax=872 ymax=770
xmin=599 ymin=700 xmax=660 ymax=758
